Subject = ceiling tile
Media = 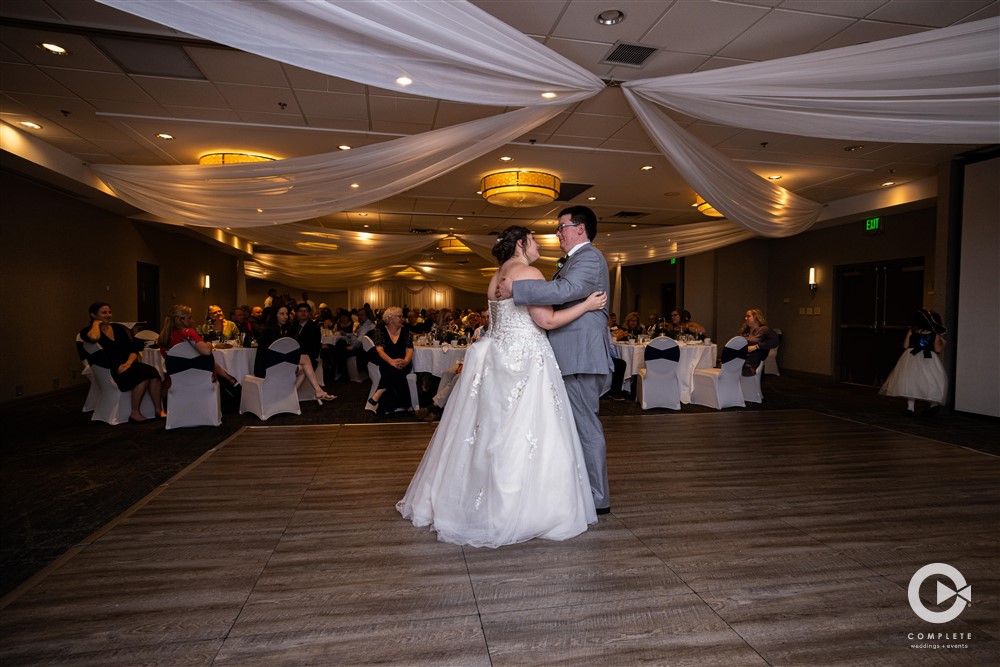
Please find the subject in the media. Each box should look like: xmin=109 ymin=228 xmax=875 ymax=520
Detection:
xmin=719 ymin=10 xmax=855 ymax=61
xmin=811 ymin=20 xmax=928 ymax=51
xmin=644 ymin=0 xmax=769 ymax=56
xmin=468 ymin=0 xmax=564 ymax=36
xmin=131 ymin=75 xmax=226 ymax=107
xmin=868 ymin=0 xmax=997 ymax=27
xmin=779 ymin=0 xmax=888 ymax=18
xmin=296 ymin=90 xmax=367 ymax=120
xmin=215 ymin=82 xmax=299 ymax=115
xmin=369 ymin=95 xmax=437 ymax=125
xmin=41 ymin=67 xmax=158 ymax=104
xmin=549 ymin=0 xmax=672 ymax=43
xmin=2 ymin=62 xmax=75 ymax=96
xmin=186 ymin=47 xmax=287 ymax=86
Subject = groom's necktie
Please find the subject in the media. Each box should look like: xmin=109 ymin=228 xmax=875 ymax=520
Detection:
xmin=556 ymin=255 xmax=569 ymax=269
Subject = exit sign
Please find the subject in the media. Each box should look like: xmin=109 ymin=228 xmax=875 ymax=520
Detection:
xmin=865 ymin=217 xmax=882 ymax=234
xmin=670 ymin=258 xmax=677 ymax=265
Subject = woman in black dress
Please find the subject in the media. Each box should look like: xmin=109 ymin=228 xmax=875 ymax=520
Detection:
xmin=81 ymin=301 xmax=164 ymax=423
xmin=252 ymin=303 xmax=291 ymax=379
xmin=369 ymin=306 xmax=414 ymax=414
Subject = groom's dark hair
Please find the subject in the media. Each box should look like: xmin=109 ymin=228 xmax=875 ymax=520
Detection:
xmin=493 ymin=226 xmax=531 ymax=264
xmin=559 ymin=205 xmax=598 ymax=241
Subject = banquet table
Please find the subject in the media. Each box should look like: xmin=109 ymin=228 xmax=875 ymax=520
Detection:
xmin=412 ymin=344 xmax=469 ymax=377
xmin=142 ymin=345 xmax=257 ymax=381
xmin=613 ymin=339 xmax=717 ymax=404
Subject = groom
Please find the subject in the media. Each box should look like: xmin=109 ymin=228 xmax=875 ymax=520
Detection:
xmin=498 ymin=205 xmax=614 ymax=514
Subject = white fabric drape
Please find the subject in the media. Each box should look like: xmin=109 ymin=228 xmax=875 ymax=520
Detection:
xmin=623 ymin=17 xmax=1000 ymax=144
xmin=92 ymin=105 xmax=565 ymax=228
xmin=349 ymin=282 xmax=456 ymax=313
xmin=624 ymin=89 xmax=825 ymax=237
xmin=96 ymin=0 xmax=604 ymax=106
xmin=91 ymin=0 xmax=1000 ymax=290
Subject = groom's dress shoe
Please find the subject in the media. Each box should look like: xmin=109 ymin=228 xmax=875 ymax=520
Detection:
xmin=596 ymin=507 xmax=611 ymax=515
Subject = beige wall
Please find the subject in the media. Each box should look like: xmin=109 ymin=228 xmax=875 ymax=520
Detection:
xmin=682 ymin=252 xmax=716 ymax=339
xmin=765 ymin=206 xmax=936 ymax=376
xmin=0 ymin=174 xmax=240 ymax=401
xmin=618 ymin=261 xmax=680 ymax=323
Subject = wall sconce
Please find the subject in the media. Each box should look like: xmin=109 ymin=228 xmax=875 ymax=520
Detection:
xmin=203 ymin=274 xmax=211 ymax=291
xmin=808 ymin=267 xmax=817 ymax=294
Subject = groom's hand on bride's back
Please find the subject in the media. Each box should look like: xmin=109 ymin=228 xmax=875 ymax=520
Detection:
xmin=496 ymin=278 xmax=513 ymax=300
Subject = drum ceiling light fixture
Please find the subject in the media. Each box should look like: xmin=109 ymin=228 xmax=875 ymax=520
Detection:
xmin=439 ymin=236 xmax=473 ymax=254
xmin=694 ymin=194 xmax=724 ymax=217
xmin=199 ymin=152 xmax=275 ymax=165
xmin=481 ymin=170 xmax=560 ymax=208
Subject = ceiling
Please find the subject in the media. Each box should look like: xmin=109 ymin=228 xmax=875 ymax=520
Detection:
xmin=1 ymin=0 xmax=996 ymax=269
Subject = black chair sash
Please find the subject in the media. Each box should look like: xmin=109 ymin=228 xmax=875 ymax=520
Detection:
xmin=165 ymin=352 xmax=215 ymax=375
xmin=85 ymin=347 xmax=111 ymax=369
xmin=265 ymin=346 xmax=301 ymax=369
xmin=645 ymin=345 xmax=679 ymax=362
xmin=721 ymin=345 xmax=748 ymax=364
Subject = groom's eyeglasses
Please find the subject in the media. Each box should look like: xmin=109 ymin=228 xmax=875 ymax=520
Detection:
xmin=555 ymin=222 xmax=582 ymax=233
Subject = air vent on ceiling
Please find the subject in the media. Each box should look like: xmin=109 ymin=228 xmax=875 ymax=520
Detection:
xmin=601 ymin=42 xmax=657 ymax=68
xmin=556 ymin=183 xmax=593 ymax=201
xmin=609 ymin=211 xmax=647 ymax=219
xmin=91 ymin=36 xmax=206 ymax=79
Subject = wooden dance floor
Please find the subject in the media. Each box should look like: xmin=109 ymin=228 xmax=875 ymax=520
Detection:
xmin=2 ymin=411 xmax=997 ymax=666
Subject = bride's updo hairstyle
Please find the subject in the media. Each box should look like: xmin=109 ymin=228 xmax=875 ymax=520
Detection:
xmin=492 ymin=226 xmax=532 ymax=265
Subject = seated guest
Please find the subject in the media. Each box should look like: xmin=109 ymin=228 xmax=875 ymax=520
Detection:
xmin=608 ymin=312 xmax=618 ymax=329
xmin=82 ymin=301 xmax=164 ymax=422
xmin=646 ymin=311 xmax=660 ymax=334
xmin=461 ymin=311 xmax=482 ymax=339
xmin=472 ymin=308 xmax=490 ymax=341
xmin=368 ymin=306 xmax=414 ymax=415
xmin=231 ymin=305 xmax=255 ymax=346
xmin=288 ymin=302 xmax=335 ymax=402
xmin=738 ymin=308 xmax=779 ymax=376
xmin=615 ymin=311 xmax=644 ymax=340
xmin=254 ymin=304 xmax=334 ymax=403
xmin=668 ymin=309 xmax=706 ymax=337
xmin=327 ymin=310 xmax=360 ymax=381
xmin=355 ymin=308 xmax=376 ymax=340
xmin=248 ymin=306 xmax=265 ymax=330
xmin=200 ymin=304 xmax=239 ymax=342
xmin=158 ymin=304 xmax=239 ymax=387
xmin=404 ymin=310 xmax=431 ymax=335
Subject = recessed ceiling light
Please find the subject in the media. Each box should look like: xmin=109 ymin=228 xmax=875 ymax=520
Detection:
xmin=363 ymin=224 xmax=369 ymax=228
xmin=18 ymin=121 xmax=42 ymax=130
xmin=155 ymin=132 xmax=174 ymax=140
xmin=396 ymin=76 xmax=412 ymax=87
xmin=595 ymin=9 xmax=626 ymax=26
xmin=499 ymin=156 xmax=513 ymax=162
xmin=256 ymin=208 xmax=263 ymax=213
xmin=38 ymin=42 xmax=68 ymax=55
xmin=844 ymin=145 xmax=865 ymax=152
xmin=358 ymin=212 xmax=368 ymax=216
xmin=350 ymin=183 xmax=360 ymax=189
xmin=631 ymin=224 xmax=637 ymax=228
xmin=768 ymin=175 xmax=782 ymax=180
xmin=338 ymin=145 xmax=351 ymax=151
xmin=881 ymin=181 xmax=896 ymax=187
xmin=588 ymin=196 xmax=597 ymax=201
xmin=640 ymin=165 xmax=654 ymax=171
xmin=541 ymin=92 xmax=557 ymax=99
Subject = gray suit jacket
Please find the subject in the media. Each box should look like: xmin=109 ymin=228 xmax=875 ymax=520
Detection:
xmin=512 ymin=243 xmax=614 ymax=377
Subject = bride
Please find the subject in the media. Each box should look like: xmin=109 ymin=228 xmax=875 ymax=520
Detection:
xmin=396 ymin=226 xmax=606 ymax=547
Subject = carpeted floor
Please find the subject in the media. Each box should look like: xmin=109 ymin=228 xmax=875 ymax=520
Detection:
xmin=2 ymin=372 xmax=996 ymax=598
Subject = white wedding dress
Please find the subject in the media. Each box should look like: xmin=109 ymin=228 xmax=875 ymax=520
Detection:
xmin=396 ymin=299 xmax=597 ymax=547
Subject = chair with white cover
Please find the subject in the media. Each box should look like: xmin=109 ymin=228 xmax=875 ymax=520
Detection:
xmin=165 ymin=343 xmax=221 ymax=429
xmin=80 ymin=340 xmax=155 ymax=425
xmin=763 ymin=329 xmax=781 ymax=376
xmin=296 ymin=356 xmax=325 ymax=401
xmin=740 ymin=360 xmax=765 ymax=404
xmin=75 ymin=333 xmax=100 ymax=412
xmin=636 ymin=337 xmax=681 ymax=410
xmin=361 ymin=335 xmax=419 ymax=412
xmin=690 ymin=336 xmax=748 ymax=410
xmin=134 ymin=329 xmax=159 ymax=344
xmin=240 ymin=337 xmax=302 ymax=420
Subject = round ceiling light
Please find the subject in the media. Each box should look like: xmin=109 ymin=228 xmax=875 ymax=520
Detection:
xmin=481 ymin=170 xmax=560 ymax=208
xmin=595 ymin=10 xmax=626 ymax=26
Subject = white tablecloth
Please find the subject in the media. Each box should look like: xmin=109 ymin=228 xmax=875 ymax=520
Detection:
xmin=412 ymin=344 xmax=468 ymax=377
xmin=143 ymin=346 xmax=257 ymax=381
xmin=613 ymin=340 xmax=717 ymax=404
